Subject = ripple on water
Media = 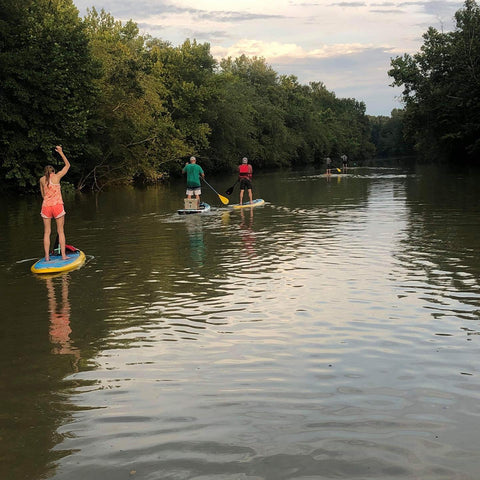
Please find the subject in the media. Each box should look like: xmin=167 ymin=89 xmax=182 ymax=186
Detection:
xmin=19 ymin=170 xmax=479 ymax=480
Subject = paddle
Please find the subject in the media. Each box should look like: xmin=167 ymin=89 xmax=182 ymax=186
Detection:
xmin=52 ymin=234 xmax=60 ymax=255
xmin=225 ymin=180 xmax=238 ymax=195
xmin=201 ymin=178 xmax=229 ymax=205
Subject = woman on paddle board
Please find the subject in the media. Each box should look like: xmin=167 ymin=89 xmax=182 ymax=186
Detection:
xmin=39 ymin=146 xmax=70 ymax=261
xmin=238 ymin=157 xmax=253 ymax=205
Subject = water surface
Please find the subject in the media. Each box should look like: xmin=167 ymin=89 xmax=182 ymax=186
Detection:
xmin=1 ymin=165 xmax=480 ymax=479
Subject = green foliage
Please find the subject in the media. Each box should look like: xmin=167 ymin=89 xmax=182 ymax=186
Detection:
xmin=79 ymin=8 xmax=188 ymax=189
xmin=369 ymin=109 xmax=414 ymax=157
xmin=0 ymin=0 xmax=97 ymax=189
xmin=389 ymin=0 xmax=480 ymax=161
xmin=1 ymin=3 xmax=377 ymax=192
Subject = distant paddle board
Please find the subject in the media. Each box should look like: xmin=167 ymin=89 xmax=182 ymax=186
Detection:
xmin=177 ymin=202 xmax=211 ymax=215
xmin=229 ymin=199 xmax=265 ymax=209
xmin=31 ymin=250 xmax=86 ymax=274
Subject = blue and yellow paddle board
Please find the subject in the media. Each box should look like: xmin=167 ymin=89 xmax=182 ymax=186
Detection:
xmin=229 ymin=199 xmax=265 ymax=209
xmin=31 ymin=250 xmax=86 ymax=274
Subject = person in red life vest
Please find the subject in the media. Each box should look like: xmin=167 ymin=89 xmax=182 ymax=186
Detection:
xmin=238 ymin=157 xmax=253 ymax=205
xmin=39 ymin=146 xmax=71 ymax=261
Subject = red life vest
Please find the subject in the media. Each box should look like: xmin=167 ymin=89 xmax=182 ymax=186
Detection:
xmin=239 ymin=164 xmax=252 ymax=179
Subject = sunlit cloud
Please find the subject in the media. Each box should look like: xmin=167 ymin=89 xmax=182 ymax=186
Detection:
xmin=370 ymin=8 xmax=405 ymax=13
xmin=329 ymin=2 xmax=366 ymax=6
xmin=211 ymin=39 xmax=395 ymax=62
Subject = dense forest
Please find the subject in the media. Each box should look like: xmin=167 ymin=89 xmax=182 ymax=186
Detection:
xmin=0 ymin=0 xmax=381 ymax=192
xmin=368 ymin=110 xmax=414 ymax=158
xmin=389 ymin=0 xmax=480 ymax=162
xmin=7 ymin=0 xmax=478 ymax=192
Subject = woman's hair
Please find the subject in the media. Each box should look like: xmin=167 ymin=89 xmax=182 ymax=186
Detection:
xmin=44 ymin=165 xmax=55 ymax=183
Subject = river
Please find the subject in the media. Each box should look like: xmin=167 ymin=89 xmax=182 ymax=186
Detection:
xmin=1 ymin=163 xmax=480 ymax=479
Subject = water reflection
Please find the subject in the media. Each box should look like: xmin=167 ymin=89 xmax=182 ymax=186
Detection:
xmin=185 ymin=216 xmax=206 ymax=267
xmin=239 ymin=208 xmax=256 ymax=257
xmin=45 ymin=276 xmax=80 ymax=367
xmin=393 ymin=165 xmax=480 ymax=333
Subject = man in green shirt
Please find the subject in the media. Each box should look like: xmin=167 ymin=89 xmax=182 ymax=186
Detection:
xmin=182 ymin=156 xmax=205 ymax=204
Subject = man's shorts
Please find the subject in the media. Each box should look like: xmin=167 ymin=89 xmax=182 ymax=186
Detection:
xmin=41 ymin=204 xmax=65 ymax=219
xmin=239 ymin=178 xmax=252 ymax=191
xmin=186 ymin=187 xmax=201 ymax=196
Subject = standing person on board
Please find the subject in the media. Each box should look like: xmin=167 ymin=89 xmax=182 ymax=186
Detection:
xmin=325 ymin=157 xmax=332 ymax=175
xmin=238 ymin=157 xmax=253 ymax=205
xmin=39 ymin=146 xmax=70 ymax=261
xmin=341 ymin=154 xmax=348 ymax=172
xmin=182 ymin=156 xmax=205 ymax=205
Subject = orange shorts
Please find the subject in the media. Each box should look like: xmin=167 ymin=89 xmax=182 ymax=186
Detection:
xmin=41 ymin=204 xmax=65 ymax=219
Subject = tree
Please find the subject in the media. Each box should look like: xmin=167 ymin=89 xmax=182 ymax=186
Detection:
xmin=80 ymin=9 xmax=190 ymax=189
xmin=369 ymin=110 xmax=414 ymax=157
xmin=389 ymin=0 xmax=480 ymax=161
xmin=0 ymin=0 xmax=97 ymax=189
xmin=151 ymin=39 xmax=217 ymax=163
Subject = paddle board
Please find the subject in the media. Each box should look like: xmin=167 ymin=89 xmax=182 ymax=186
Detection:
xmin=229 ymin=199 xmax=265 ymax=209
xmin=31 ymin=250 xmax=86 ymax=274
xmin=177 ymin=202 xmax=211 ymax=215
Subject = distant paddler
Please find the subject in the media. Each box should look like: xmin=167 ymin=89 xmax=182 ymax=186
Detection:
xmin=325 ymin=156 xmax=332 ymax=176
xmin=238 ymin=157 xmax=253 ymax=205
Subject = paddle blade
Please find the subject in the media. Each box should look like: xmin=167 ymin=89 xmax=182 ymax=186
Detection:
xmin=219 ymin=194 xmax=229 ymax=205
xmin=225 ymin=186 xmax=234 ymax=195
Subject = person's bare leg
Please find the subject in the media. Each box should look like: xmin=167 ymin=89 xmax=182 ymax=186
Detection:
xmin=239 ymin=189 xmax=244 ymax=205
xmin=248 ymin=188 xmax=253 ymax=203
xmin=55 ymin=215 xmax=68 ymax=259
xmin=43 ymin=217 xmax=52 ymax=261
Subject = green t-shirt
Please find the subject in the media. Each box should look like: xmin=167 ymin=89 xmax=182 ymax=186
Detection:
xmin=183 ymin=163 xmax=204 ymax=188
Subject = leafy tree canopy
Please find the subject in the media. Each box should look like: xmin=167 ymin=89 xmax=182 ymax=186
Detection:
xmin=1 ymin=1 xmax=379 ymax=192
xmin=389 ymin=0 xmax=480 ymax=161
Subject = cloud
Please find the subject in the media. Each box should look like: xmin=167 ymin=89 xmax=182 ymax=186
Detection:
xmin=76 ymin=0 xmax=285 ymax=22
xmin=398 ymin=0 xmax=460 ymax=18
xmin=329 ymin=2 xmax=366 ymax=6
xmin=196 ymin=11 xmax=285 ymax=22
xmin=370 ymin=9 xmax=405 ymax=13
xmin=211 ymin=39 xmax=395 ymax=62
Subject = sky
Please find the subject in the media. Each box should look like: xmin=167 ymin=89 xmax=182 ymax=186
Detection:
xmin=72 ymin=0 xmax=464 ymax=116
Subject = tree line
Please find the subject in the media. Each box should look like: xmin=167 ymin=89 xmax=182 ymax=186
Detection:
xmin=389 ymin=0 xmax=480 ymax=162
xmin=1 ymin=0 xmax=381 ymax=192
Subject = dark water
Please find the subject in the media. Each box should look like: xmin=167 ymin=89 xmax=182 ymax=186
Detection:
xmin=1 ymin=164 xmax=480 ymax=479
